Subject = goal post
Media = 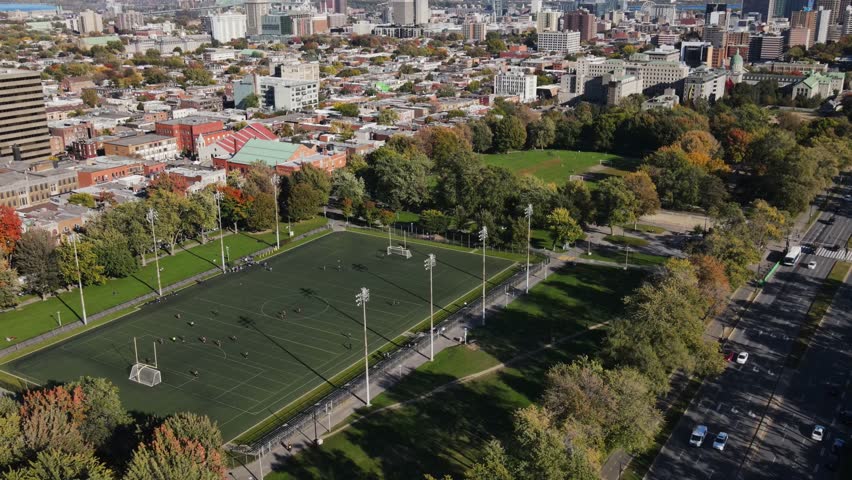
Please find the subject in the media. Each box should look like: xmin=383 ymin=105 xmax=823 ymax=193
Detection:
xmin=128 ymin=337 xmax=162 ymax=387
xmin=387 ymin=245 xmax=412 ymax=258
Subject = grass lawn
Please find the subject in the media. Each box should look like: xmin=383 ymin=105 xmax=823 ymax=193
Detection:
xmin=265 ymin=264 xmax=646 ymax=479
xmin=1 ymin=231 xmax=514 ymax=442
xmin=480 ymin=149 xmax=629 ymax=185
xmin=626 ymin=224 xmax=666 ymax=234
xmin=604 ymin=234 xmax=650 ymax=248
xmin=587 ymin=249 xmax=669 ymax=267
xmin=0 ymin=218 xmax=329 ymax=350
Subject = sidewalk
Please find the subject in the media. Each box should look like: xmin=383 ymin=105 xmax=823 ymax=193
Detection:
xmin=228 ymin=259 xmax=567 ymax=480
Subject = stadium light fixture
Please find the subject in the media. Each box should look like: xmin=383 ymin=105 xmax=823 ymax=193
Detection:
xmin=355 ymin=287 xmax=371 ymax=406
xmin=146 ymin=208 xmax=163 ymax=296
xmin=271 ymin=175 xmax=280 ymax=249
xmin=479 ymin=226 xmax=488 ymax=325
xmin=70 ymin=233 xmax=88 ymax=325
xmin=524 ymin=204 xmax=533 ymax=294
xmin=213 ymin=191 xmax=226 ymax=273
xmin=424 ymin=254 xmax=436 ymax=361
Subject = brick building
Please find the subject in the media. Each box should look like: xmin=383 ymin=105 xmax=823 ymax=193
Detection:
xmin=155 ymin=116 xmax=228 ymax=155
xmin=76 ymin=157 xmax=166 ymax=188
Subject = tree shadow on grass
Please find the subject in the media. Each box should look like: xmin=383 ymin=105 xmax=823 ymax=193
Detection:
xmin=179 ymin=242 xmax=219 ymax=269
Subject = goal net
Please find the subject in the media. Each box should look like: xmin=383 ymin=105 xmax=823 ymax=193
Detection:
xmin=387 ymin=245 xmax=412 ymax=258
xmin=129 ymin=363 xmax=162 ymax=387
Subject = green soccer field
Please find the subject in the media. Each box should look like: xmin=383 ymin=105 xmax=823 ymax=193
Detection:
xmin=1 ymin=231 xmax=514 ymax=441
xmin=480 ymin=149 xmax=630 ymax=184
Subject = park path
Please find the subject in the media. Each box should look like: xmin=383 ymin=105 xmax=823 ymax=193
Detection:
xmin=228 ymin=257 xmax=569 ymax=480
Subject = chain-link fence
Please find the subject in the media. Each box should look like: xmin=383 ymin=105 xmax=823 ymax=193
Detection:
xmin=229 ymin=260 xmax=546 ymax=456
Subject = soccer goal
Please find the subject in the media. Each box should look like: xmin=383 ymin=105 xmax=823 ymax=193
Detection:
xmin=128 ymin=337 xmax=162 ymax=387
xmin=387 ymin=245 xmax=412 ymax=258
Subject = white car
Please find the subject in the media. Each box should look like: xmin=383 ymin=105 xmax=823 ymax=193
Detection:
xmin=812 ymin=425 xmax=825 ymax=441
xmin=713 ymin=432 xmax=729 ymax=451
xmin=807 ymin=261 xmax=817 ymax=270
xmin=690 ymin=425 xmax=708 ymax=447
xmin=736 ymin=352 xmax=749 ymax=365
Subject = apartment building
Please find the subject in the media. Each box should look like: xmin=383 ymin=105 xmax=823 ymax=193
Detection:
xmin=493 ymin=67 xmax=538 ymax=103
xmin=537 ymin=31 xmax=581 ymax=53
xmin=233 ymin=75 xmax=319 ymax=112
xmin=103 ymin=134 xmax=178 ymax=163
xmin=0 ymin=168 xmax=78 ymax=209
xmin=0 ymin=69 xmax=52 ymax=164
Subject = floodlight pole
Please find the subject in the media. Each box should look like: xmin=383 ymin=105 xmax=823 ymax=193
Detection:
xmin=356 ymin=287 xmax=371 ymax=407
xmin=257 ymin=446 xmax=265 ymax=480
xmin=424 ymin=254 xmax=436 ymax=361
xmin=479 ymin=226 xmax=488 ymax=325
xmin=146 ymin=208 xmax=163 ymax=296
xmin=272 ymin=175 xmax=280 ymax=249
xmin=70 ymin=233 xmax=88 ymax=325
xmin=524 ymin=204 xmax=532 ymax=294
xmin=214 ymin=192 xmax=226 ymax=273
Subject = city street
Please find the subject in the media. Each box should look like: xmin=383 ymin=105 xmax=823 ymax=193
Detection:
xmin=647 ymin=183 xmax=852 ymax=480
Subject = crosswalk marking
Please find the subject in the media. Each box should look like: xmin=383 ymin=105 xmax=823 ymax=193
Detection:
xmin=814 ymin=248 xmax=852 ymax=261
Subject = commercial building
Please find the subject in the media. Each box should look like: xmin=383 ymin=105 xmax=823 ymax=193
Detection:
xmin=102 ymin=134 xmax=178 ymax=163
xmin=76 ymin=156 xmax=166 ymax=188
xmin=605 ymin=73 xmax=643 ymax=106
xmin=0 ymin=69 xmax=52 ymax=164
xmin=272 ymin=61 xmax=320 ymax=82
xmin=681 ymin=41 xmax=713 ymax=68
xmin=815 ymin=0 xmax=840 ymax=24
xmin=115 ymin=11 xmax=144 ymax=32
xmin=233 ymin=75 xmax=319 ymax=112
xmin=537 ymin=31 xmax=581 ymax=53
xmin=462 ymin=21 xmax=487 ymax=42
xmin=684 ymin=67 xmax=727 ymax=102
xmin=414 ymin=0 xmax=430 ymax=25
xmin=748 ymin=35 xmax=784 ymax=62
xmin=208 ymin=12 xmax=247 ymax=43
xmin=790 ymin=9 xmax=817 ymax=47
xmin=537 ymin=9 xmax=560 ymax=32
xmin=0 ymin=168 xmax=78 ymax=209
xmin=814 ymin=7 xmax=832 ymax=44
xmin=562 ymin=9 xmax=596 ymax=41
xmin=334 ymin=0 xmax=347 ymax=14
xmin=155 ymin=117 xmax=227 ymax=155
xmin=246 ymin=0 xmax=271 ymax=36
xmin=77 ymin=10 xmax=103 ymax=34
xmin=493 ymin=67 xmax=538 ymax=103
xmin=391 ymin=0 xmax=415 ymax=24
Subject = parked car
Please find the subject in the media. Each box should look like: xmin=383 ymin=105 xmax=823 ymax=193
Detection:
xmin=812 ymin=425 xmax=825 ymax=442
xmin=690 ymin=425 xmax=708 ymax=447
xmin=725 ymin=351 xmax=735 ymax=362
xmin=736 ymin=352 xmax=749 ymax=365
xmin=807 ymin=261 xmax=817 ymax=269
xmin=713 ymin=432 xmax=729 ymax=451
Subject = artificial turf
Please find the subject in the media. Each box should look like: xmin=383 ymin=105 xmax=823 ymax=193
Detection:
xmin=1 ymin=231 xmax=514 ymax=441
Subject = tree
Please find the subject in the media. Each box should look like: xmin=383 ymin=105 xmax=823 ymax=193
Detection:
xmin=242 ymin=93 xmax=259 ymax=109
xmin=0 ymin=205 xmax=22 ymax=259
xmin=492 ymin=116 xmax=526 ymax=153
xmin=689 ymin=254 xmax=731 ymax=317
xmin=526 ymin=118 xmax=556 ymax=150
xmin=14 ymin=229 xmax=60 ymax=299
xmin=593 ymin=177 xmax=637 ymax=235
xmin=2 ymin=449 xmax=114 ymax=480
xmin=747 ymin=199 xmax=789 ymax=251
xmin=291 ymin=164 xmax=332 ymax=203
xmin=182 ymin=192 xmax=217 ymax=243
xmin=124 ymin=424 xmax=224 ymax=480
xmin=378 ymin=209 xmax=396 ymax=228
xmin=331 ymin=169 xmax=366 ymax=206
xmin=334 ymin=103 xmax=359 ymax=117
xmin=511 ymin=406 xmax=570 ymax=480
xmin=0 ymin=260 xmax=19 ymax=308
xmin=419 ymin=209 xmax=450 ymax=234
xmin=377 ymin=108 xmax=399 ymax=125
xmin=469 ymin=119 xmax=493 ymax=153
xmin=148 ymin=190 xmax=186 ymax=254
xmin=641 ymin=148 xmax=705 ymax=209
xmin=57 ymin=237 xmax=106 ymax=287
xmin=0 ymin=395 xmax=24 ymax=469
xmin=81 ymin=89 xmax=99 ymax=108
xmin=286 ymin=183 xmax=322 ymax=220
xmin=465 ymin=440 xmax=514 ymax=480
xmin=68 ymin=193 xmax=97 ymax=209
xmin=67 ymin=377 xmax=131 ymax=451
xmin=555 ymin=180 xmax=594 ymax=226
xmin=246 ymin=192 xmax=277 ymax=231
xmin=340 ymin=198 xmax=354 ymax=224
xmin=19 ymin=385 xmax=88 ymax=456
xmin=623 ymin=171 xmax=660 ymax=225
xmin=366 ymin=147 xmax=431 ymax=211
xmin=546 ymin=208 xmax=583 ymax=249
xmin=148 ymin=172 xmax=190 ymax=196
xmin=161 ymin=412 xmax=223 ymax=458
xmin=92 ymin=228 xmax=138 ymax=278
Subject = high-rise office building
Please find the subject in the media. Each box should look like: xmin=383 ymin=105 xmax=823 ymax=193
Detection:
xmin=78 ymin=10 xmax=103 ymax=34
xmin=815 ymin=6 xmax=832 ymax=43
xmin=791 ymin=9 xmax=817 ymax=46
xmin=334 ymin=0 xmax=347 ymax=14
xmin=531 ymin=0 xmax=542 ymax=15
xmin=208 ymin=12 xmax=247 ymax=43
xmin=414 ymin=0 xmax=429 ymax=25
xmin=391 ymin=0 xmax=414 ymax=24
xmin=563 ymin=9 xmax=596 ymax=41
xmin=815 ymin=0 xmax=840 ymax=24
xmin=748 ymin=34 xmax=784 ymax=61
xmin=115 ymin=11 xmax=144 ymax=32
xmin=0 ymin=69 xmax=51 ymax=164
xmin=245 ymin=0 xmax=271 ymax=36
xmin=537 ymin=9 xmax=560 ymax=32
xmin=462 ymin=21 xmax=487 ymax=42
xmin=492 ymin=0 xmax=505 ymax=20
xmin=742 ymin=0 xmax=776 ymax=22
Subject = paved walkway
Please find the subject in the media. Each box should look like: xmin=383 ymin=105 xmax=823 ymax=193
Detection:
xmin=228 ymin=258 xmax=567 ymax=480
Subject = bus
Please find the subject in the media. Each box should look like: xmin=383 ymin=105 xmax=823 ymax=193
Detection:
xmin=782 ymin=245 xmax=802 ymax=266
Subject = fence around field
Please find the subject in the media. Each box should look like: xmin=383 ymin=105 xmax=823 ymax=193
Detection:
xmin=228 ymin=260 xmax=546 ymax=456
xmin=0 ymin=225 xmax=332 ymax=362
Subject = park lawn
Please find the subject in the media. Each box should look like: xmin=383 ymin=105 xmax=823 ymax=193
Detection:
xmin=480 ymin=149 xmax=625 ymax=184
xmin=604 ymin=234 xmax=650 ymax=248
xmin=0 ymin=218 xmax=328 ymax=350
xmin=266 ymin=264 xmax=646 ymax=479
xmin=587 ymin=249 xmax=669 ymax=267
xmin=626 ymin=224 xmax=666 ymax=234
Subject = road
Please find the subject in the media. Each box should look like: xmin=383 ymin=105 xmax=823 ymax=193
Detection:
xmin=647 ymin=182 xmax=852 ymax=480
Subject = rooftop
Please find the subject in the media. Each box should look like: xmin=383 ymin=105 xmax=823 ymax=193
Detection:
xmin=103 ymin=134 xmax=175 ymax=147
xmin=229 ymin=139 xmax=304 ymax=167
xmin=157 ymin=116 xmax=225 ymax=126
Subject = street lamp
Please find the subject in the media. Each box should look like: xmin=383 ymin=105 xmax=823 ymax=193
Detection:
xmin=70 ymin=233 xmax=88 ymax=325
xmin=355 ymin=287 xmax=371 ymax=407
xmin=523 ymin=204 xmax=532 ymax=294
xmin=479 ymin=226 xmax=488 ymax=325
xmin=272 ymin=175 xmax=280 ymax=249
xmin=624 ymin=246 xmax=630 ymax=270
xmin=213 ymin=191 xmax=226 ymax=273
xmin=146 ymin=208 xmax=163 ymax=296
xmin=424 ymin=254 xmax=436 ymax=361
